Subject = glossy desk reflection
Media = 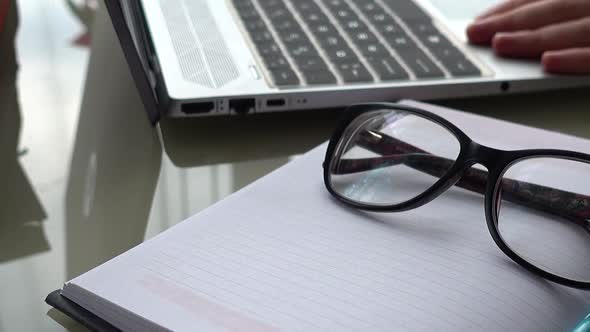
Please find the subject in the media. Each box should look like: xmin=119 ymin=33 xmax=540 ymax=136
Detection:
xmin=64 ymin=5 xmax=162 ymax=278
xmin=0 ymin=0 xmax=48 ymax=264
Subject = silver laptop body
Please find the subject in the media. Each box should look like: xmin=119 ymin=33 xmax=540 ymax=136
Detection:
xmin=112 ymin=0 xmax=590 ymax=119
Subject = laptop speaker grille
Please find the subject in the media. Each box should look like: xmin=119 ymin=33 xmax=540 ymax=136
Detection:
xmin=159 ymin=0 xmax=239 ymax=88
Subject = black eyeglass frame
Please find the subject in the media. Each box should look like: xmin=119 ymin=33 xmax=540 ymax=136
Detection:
xmin=323 ymin=102 xmax=590 ymax=289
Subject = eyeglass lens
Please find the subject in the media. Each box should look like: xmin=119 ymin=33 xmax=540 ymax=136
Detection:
xmin=328 ymin=109 xmax=461 ymax=206
xmin=497 ymin=157 xmax=590 ymax=283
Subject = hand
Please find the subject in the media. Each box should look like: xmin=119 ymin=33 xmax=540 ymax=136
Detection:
xmin=466 ymin=0 xmax=590 ymax=74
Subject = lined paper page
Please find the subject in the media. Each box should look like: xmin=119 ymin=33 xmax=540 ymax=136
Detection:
xmin=65 ymin=101 xmax=590 ymax=331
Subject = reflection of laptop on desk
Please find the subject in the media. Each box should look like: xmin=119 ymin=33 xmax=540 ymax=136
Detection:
xmin=105 ymin=0 xmax=590 ymax=123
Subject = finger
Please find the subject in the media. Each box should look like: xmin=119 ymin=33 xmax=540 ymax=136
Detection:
xmin=492 ymin=17 xmax=590 ymax=57
xmin=542 ymin=48 xmax=590 ymax=74
xmin=475 ymin=0 xmax=543 ymax=20
xmin=467 ymin=0 xmax=590 ymax=44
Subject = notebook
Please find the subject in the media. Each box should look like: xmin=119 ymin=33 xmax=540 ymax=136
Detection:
xmin=47 ymin=101 xmax=590 ymax=331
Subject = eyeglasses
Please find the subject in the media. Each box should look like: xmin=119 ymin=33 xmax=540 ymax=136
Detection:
xmin=323 ymin=103 xmax=590 ymax=289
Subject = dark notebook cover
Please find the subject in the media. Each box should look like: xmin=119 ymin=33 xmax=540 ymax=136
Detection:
xmin=45 ymin=290 xmax=121 ymax=332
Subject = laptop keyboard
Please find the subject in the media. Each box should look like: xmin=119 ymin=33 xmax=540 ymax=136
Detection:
xmin=232 ymin=0 xmax=482 ymax=87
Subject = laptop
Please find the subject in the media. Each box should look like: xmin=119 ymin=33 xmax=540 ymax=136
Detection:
xmin=105 ymin=0 xmax=590 ymax=123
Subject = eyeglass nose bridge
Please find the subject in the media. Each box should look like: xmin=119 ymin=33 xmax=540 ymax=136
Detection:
xmin=430 ymin=142 xmax=506 ymax=202
xmin=464 ymin=141 xmax=505 ymax=170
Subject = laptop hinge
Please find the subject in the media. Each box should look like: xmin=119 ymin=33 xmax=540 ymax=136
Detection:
xmin=104 ymin=0 xmax=162 ymax=125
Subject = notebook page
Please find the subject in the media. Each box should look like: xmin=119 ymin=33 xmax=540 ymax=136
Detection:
xmin=64 ymin=101 xmax=590 ymax=332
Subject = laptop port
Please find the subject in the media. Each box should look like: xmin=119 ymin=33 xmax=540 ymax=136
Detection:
xmin=229 ymin=98 xmax=255 ymax=115
xmin=181 ymin=101 xmax=215 ymax=114
xmin=266 ymin=98 xmax=286 ymax=107
xmin=501 ymin=82 xmax=510 ymax=92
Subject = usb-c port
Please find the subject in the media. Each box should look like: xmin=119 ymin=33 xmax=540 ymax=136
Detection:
xmin=266 ymin=98 xmax=286 ymax=107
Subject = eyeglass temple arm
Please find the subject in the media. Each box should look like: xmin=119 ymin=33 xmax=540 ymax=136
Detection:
xmin=334 ymin=131 xmax=590 ymax=225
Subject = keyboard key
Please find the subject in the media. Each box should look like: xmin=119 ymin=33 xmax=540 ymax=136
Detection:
xmin=398 ymin=51 xmax=444 ymax=78
xmin=237 ymin=7 xmax=260 ymax=21
xmin=383 ymin=33 xmax=419 ymax=52
xmin=354 ymin=41 xmax=408 ymax=81
xmin=381 ymin=0 xmax=430 ymax=20
xmin=264 ymin=55 xmax=290 ymax=70
xmin=366 ymin=11 xmax=391 ymax=26
xmin=429 ymin=42 xmax=464 ymax=60
xmin=294 ymin=56 xmax=329 ymax=71
xmin=412 ymin=19 xmax=439 ymax=35
xmin=251 ymin=30 xmax=274 ymax=44
xmin=351 ymin=30 xmax=380 ymax=46
xmin=257 ymin=41 xmax=283 ymax=58
xmin=366 ymin=56 xmax=409 ymax=81
xmin=242 ymin=19 xmax=267 ymax=32
xmin=274 ymin=19 xmax=298 ymax=32
xmin=335 ymin=62 xmax=373 ymax=83
xmin=357 ymin=42 xmax=390 ymax=58
xmin=290 ymin=43 xmax=320 ymax=59
xmin=372 ymin=19 xmax=404 ymax=37
xmin=281 ymin=30 xmax=308 ymax=46
xmin=356 ymin=0 xmax=382 ymax=16
xmin=360 ymin=9 xmax=407 ymax=45
xmin=291 ymin=0 xmax=322 ymax=15
xmin=271 ymin=21 xmax=301 ymax=38
xmin=324 ymin=0 xmax=349 ymax=12
xmin=232 ymin=0 xmax=254 ymax=8
xmin=443 ymin=57 xmax=481 ymax=77
xmin=303 ymin=13 xmax=331 ymax=28
xmin=257 ymin=0 xmax=284 ymax=8
xmin=411 ymin=20 xmax=481 ymax=77
xmin=421 ymin=33 xmax=455 ymax=51
xmin=323 ymin=46 xmax=356 ymax=63
xmin=411 ymin=20 xmax=454 ymax=49
xmin=270 ymin=68 xmax=300 ymax=86
xmin=384 ymin=44 xmax=444 ymax=79
xmin=267 ymin=7 xmax=290 ymax=22
xmin=310 ymin=24 xmax=340 ymax=38
xmin=302 ymin=70 xmax=338 ymax=85
xmin=377 ymin=27 xmax=445 ymax=78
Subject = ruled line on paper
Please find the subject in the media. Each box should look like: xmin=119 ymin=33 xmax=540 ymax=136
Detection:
xmin=164 ymin=208 xmax=544 ymax=330
xmin=148 ymin=251 xmax=371 ymax=330
xmin=139 ymin=273 xmax=281 ymax=332
xmin=160 ymin=236 xmax=465 ymax=331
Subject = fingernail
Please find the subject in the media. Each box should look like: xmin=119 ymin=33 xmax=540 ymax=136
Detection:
xmin=475 ymin=12 xmax=491 ymax=20
xmin=494 ymin=32 xmax=509 ymax=39
xmin=467 ymin=19 xmax=490 ymax=33
xmin=466 ymin=21 xmax=491 ymax=44
xmin=473 ymin=17 xmax=493 ymax=26
xmin=492 ymin=32 xmax=510 ymax=48
xmin=467 ymin=21 xmax=484 ymax=33
xmin=542 ymin=52 xmax=559 ymax=72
